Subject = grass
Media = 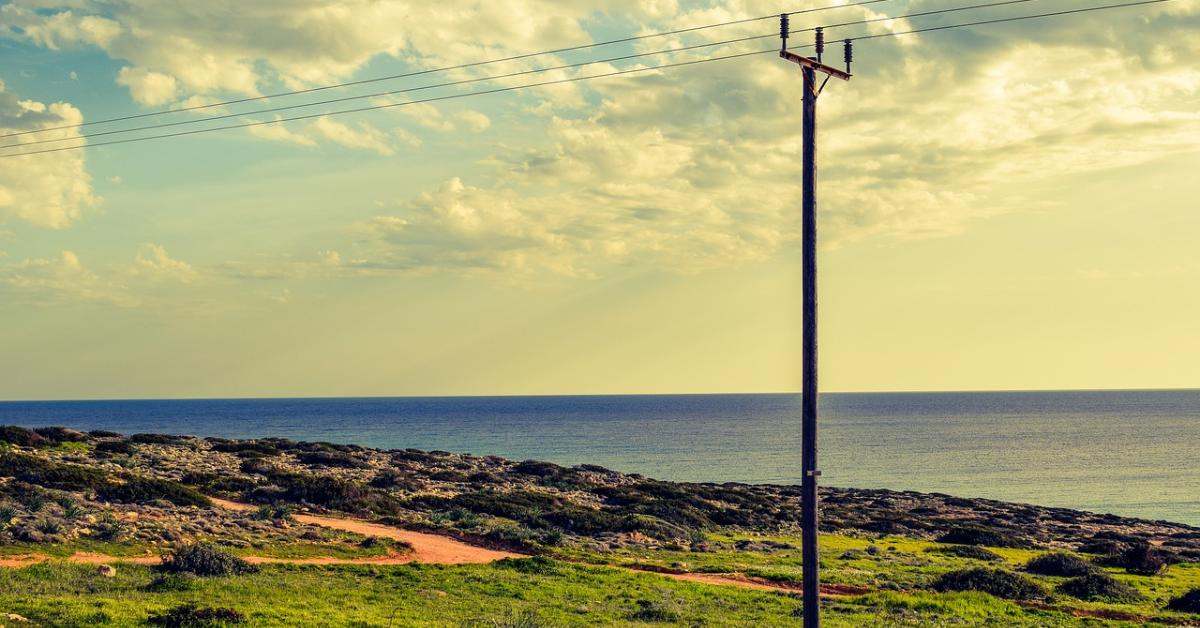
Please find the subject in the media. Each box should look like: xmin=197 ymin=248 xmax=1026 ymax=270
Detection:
xmin=0 ymin=534 xmax=1197 ymax=626
xmin=0 ymin=557 xmax=1167 ymax=627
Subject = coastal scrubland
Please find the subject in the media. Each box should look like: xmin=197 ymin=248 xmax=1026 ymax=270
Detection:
xmin=1 ymin=425 xmax=1199 ymax=626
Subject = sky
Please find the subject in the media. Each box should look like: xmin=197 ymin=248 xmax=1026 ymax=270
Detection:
xmin=1 ymin=0 xmax=1198 ymax=400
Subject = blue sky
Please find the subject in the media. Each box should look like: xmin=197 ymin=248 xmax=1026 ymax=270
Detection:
xmin=1 ymin=0 xmax=1198 ymax=399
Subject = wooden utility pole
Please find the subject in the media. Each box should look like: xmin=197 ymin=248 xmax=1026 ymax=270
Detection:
xmin=778 ymin=15 xmax=852 ymax=628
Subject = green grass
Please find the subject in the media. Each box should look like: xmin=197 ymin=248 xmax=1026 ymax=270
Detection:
xmin=2 ymin=534 xmax=1198 ymax=626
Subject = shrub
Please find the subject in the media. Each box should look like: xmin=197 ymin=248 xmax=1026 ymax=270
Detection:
xmin=160 ymin=543 xmax=258 ymax=576
xmin=1106 ymin=542 xmax=1167 ymax=575
xmin=0 ymin=426 xmax=48 ymax=448
xmin=130 ymin=433 xmax=187 ymax=445
xmin=936 ymin=525 xmax=1028 ymax=548
xmin=98 ymin=477 xmax=211 ymax=508
xmin=32 ymin=426 xmax=87 ymax=444
xmin=0 ymin=452 xmax=108 ymax=491
xmin=932 ymin=568 xmax=1045 ymax=600
xmin=296 ymin=450 xmax=368 ymax=469
xmin=1024 ymin=552 xmax=1096 ymax=577
xmin=95 ymin=440 xmax=138 ymax=456
xmin=208 ymin=440 xmax=280 ymax=457
xmin=36 ymin=518 xmax=64 ymax=535
xmin=925 ymin=545 xmax=1003 ymax=562
xmin=92 ymin=513 xmax=127 ymax=541
xmin=629 ymin=598 xmax=681 ymax=622
xmin=88 ymin=430 xmax=123 ymax=438
xmin=144 ymin=573 xmax=197 ymax=593
xmin=1167 ymin=588 xmax=1200 ymax=614
xmin=147 ymin=603 xmax=246 ymax=627
xmin=496 ymin=555 xmax=560 ymax=575
xmin=1056 ymin=572 xmax=1144 ymax=602
xmin=0 ymin=503 xmax=16 ymax=529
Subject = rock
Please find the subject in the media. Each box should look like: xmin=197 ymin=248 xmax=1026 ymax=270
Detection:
xmin=97 ymin=564 xmax=117 ymax=578
xmin=3 ymin=612 xmax=31 ymax=622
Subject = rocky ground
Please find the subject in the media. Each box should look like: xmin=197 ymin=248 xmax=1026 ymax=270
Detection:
xmin=2 ymin=424 xmax=1198 ymax=561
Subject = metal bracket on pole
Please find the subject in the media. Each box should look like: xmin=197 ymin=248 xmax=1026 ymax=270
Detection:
xmin=779 ymin=50 xmax=852 ymax=81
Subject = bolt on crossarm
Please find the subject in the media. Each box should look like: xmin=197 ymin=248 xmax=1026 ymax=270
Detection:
xmin=777 ymin=14 xmax=853 ymax=628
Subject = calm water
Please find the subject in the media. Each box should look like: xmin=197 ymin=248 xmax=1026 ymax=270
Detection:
xmin=1 ymin=390 xmax=1197 ymax=526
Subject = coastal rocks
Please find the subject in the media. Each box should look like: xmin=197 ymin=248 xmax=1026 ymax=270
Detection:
xmin=5 ymin=427 xmax=1200 ymax=561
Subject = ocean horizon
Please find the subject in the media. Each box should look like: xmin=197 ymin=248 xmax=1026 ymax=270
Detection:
xmin=2 ymin=389 xmax=1197 ymax=526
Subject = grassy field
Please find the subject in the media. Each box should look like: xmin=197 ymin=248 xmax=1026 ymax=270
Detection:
xmin=3 ymin=532 xmax=1199 ymax=626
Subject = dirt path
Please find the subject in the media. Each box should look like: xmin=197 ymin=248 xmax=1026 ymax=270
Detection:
xmin=209 ymin=498 xmax=520 ymax=564
xmin=0 ymin=498 xmax=828 ymax=596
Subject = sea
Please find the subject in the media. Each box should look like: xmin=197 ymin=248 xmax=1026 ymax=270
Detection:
xmin=1 ymin=390 xmax=1197 ymax=526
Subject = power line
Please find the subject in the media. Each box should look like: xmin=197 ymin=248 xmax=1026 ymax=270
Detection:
xmin=0 ymin=0 xmax=1175 ymax=159
xmin=0 ymin=0 xmax=891 ymax=140
xmin=0 ymin=0 xmax=1058 ymax=150
xmin=0 ymin=35 xmax=794 ymax=149
xmin=848 ymin=0 xmax=1174 ymax=42
xmin=789 ymin=0 xmax=1045 ymax=36
xmin=0 ymin=50 xmax=777 ymax=158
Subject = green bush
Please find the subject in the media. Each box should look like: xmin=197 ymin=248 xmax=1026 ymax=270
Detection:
xmin=32 ymin=426 xmax=87 ymax=444
xmin=496 ymin=555 xmax=560 ymax=575
xmin=1167 ymin=588 xmax=1200 ymax=614
xmin=98 ymin=477 xmax=211 ymax=508
xmin=296 ymin=450 xmax=368 ymax=469
xmin=147 ymin=603 xmax=245 ymax=626
xmin=0 ymin=425 xmax=48 ymax=448
xmin=628 ymin=598 xmax=681 ymax=622
xmin=0 ymin=452 xmax=108 ymax=491
xmin=130 ymin=433 xmax=188 ymax=445
xmin=160 ymin=543 xmax=258 ymax=576
xmin=1024 ymin=552 xmax=1095 ymax=577
xmin=936 ymin=525 xmax=1028 ymax=549
xmin=1105 ymin=542 xmax=1167 ymax=575
xmin=95 ymin=440 xmax=138 ymax=456
xmin=1055 ymin=572 xmax=1144 ymax=602
xmin=925 ymin=545 xmax=1003 ymax=562
xmin=932 ymin=568 xmax=1045 ymax=600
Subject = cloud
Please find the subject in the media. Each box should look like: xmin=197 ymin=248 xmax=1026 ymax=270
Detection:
xmin=246 ymin=116 xmax=318 ymax=147
xmin=115 ymin=66 xmax=178 ymax=105
xmin=0 ymin=80 xmax=97 ymax=228
xmin=134 ymin=243 xmax=197 ymax=282
xmin=331 ymin=1 xmax=1200 ymax=276
xmin=0 ymin=250 xmax=135 ymax=306
xmin=456 ymin=110 xmax=491 ymax=132
xmin=0 ymin=0 xmax=661 ymax=100
xmin=310 ymin=116 xmax=394 ymax=155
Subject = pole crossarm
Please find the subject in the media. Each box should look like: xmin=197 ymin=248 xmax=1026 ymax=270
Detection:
xmin=779 ymin=50 xmax=852 ymax=81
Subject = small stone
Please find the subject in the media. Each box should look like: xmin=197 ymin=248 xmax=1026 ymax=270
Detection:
xmin=97 ymin=564 xmax=117 ymax=578
xmin=3 ymin=612 xmax=31 ymax=622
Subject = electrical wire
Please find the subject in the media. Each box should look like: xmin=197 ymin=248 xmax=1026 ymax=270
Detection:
xmin=0 ymin=0 xmax=891 ymax=140
xmin=0 ymin=0 xmax=1057 ymax=150
xmin=0 ymin=0 xmax=1176 ymax=159
xmin=1 ymin=49 xmax=778 ymax=158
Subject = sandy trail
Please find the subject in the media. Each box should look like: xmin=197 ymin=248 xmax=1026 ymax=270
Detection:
xmin=0 ymin=498 xmax=812 ymax=595
xmin=209 ymin=498 xmax=520 ymax=564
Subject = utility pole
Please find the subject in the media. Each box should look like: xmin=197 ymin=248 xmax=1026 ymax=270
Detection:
xmin=778 ymin=14 xmax=852 ymax=628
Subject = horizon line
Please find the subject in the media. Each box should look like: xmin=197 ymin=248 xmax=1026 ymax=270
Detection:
xmin=2 ymin=386 xmax=1198 ymax=404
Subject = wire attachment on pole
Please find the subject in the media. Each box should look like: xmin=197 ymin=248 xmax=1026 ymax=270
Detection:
xmin=815 ymin=27 xmax=825 ymax=62
xmin=780 ymin=13 xmax=790 ymax=51
xmin=844 ymin=39 xmax=853 ymax=74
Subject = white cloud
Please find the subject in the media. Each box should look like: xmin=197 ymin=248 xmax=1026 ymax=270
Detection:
xmin=246 ymin=116 xmax=318 ymax=147
xmin=0 ymin=81 xmax=97 ymax=228
xmin=456 ymin=110 xmax=491 ymax=132
xmin=1 ymin=250 xmax=135 ymax=306
xmin=115 ymin=66 xmax=178 ymax=106
xmin=134 ymin=243 xmax=197 ymax=282
xmin=310 ymin=117 xmax=394 ymax=155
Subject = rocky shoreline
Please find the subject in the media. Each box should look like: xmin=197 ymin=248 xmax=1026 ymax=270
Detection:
xmin=2 ymin=425 xmax=1198 ymax=560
